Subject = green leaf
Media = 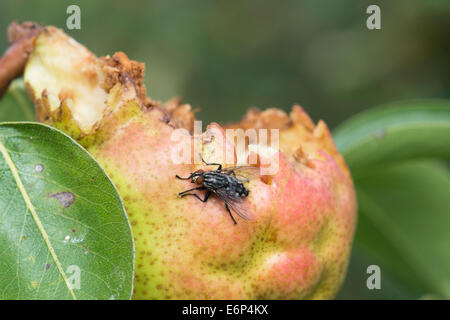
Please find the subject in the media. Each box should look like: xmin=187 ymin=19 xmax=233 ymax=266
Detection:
xmin=337 ymin=246 xmax=416 ymax=300
xmin=0 ymin=79 xmax=35 ymax=122
xmin=0 ymin=122 xmax=134 ymax=300
xmin=333 ymin=100 xmax=450 ymax=174
xmin=354 ymin=160 xmax=450 ymax=299
xmin=333 ymin=101 xmax=450 ymax=299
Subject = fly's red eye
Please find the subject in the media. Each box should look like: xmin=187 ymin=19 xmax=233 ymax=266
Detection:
xmin=195 ymin=176 xmax=203 ymax=184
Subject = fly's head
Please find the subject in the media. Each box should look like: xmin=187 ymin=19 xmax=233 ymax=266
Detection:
xmin=191 ymin=170 xmax=204 ymax=185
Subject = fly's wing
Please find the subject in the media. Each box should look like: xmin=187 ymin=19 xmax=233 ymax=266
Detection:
xmin=214 ymin=188 xmax=254 ymax=221
xmin=221 ymin=166 xmax=260 ymax=183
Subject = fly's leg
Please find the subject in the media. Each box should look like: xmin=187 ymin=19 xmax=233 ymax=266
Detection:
xmin=178 ymin=186 xmax=206 ymax=195
xmin=179 ymin=189 xmax=211 ymax=203
xmin=200 ymin=154 xmax=222 ymax=171
xmin=176 ymin=173 xmax=197 ymax=180
xmin=225 ymin=203 xmax=237 ymax=225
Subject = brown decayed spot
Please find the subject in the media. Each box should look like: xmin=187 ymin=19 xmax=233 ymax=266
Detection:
xmin=48 ymin=191 xmax=76 ymax=209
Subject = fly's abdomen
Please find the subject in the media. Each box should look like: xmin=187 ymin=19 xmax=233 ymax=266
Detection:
xmin=233 ymin=182 xmax=249 ymax=197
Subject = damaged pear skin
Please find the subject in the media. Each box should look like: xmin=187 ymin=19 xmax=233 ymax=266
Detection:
xmin=5 ymin=22 xmax=356 ymax=299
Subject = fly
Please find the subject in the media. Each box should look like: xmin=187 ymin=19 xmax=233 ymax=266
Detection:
xmin=175 ymin=157 xmax=259 ymax=225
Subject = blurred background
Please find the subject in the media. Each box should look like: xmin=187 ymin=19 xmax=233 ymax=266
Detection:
xmin=1 ymin=0 xmax=449 ymax=299
xmin=2 ymin=0 xmax=449 ymax=128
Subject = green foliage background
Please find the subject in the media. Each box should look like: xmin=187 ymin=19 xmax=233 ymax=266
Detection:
xmin=1 ymin=0 xmax=449 ymax=299
xmin=2 ymin=0 xmax=449 ymax=128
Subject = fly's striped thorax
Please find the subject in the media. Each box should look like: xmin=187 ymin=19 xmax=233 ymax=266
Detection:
xmin=202 ymin=171 xmax=232 ymax=190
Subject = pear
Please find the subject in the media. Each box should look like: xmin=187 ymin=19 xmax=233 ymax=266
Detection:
xmin=18 ymin=23 xmax=356 ymax=299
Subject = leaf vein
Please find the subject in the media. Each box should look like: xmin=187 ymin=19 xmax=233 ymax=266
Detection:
xmin=0 ymin=141 xmax=77 ymax=300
